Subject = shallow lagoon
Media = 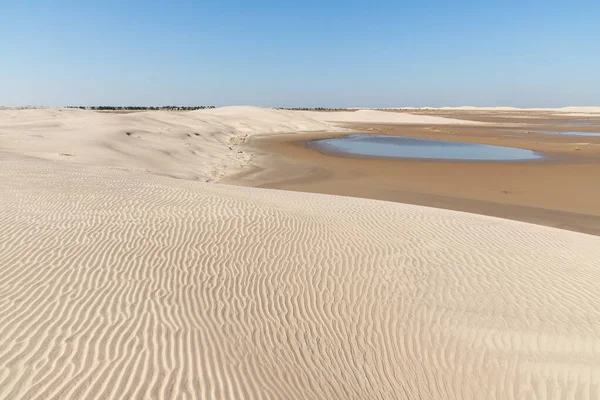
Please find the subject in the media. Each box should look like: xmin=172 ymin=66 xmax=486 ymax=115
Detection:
xmin=312 ymin=134 xmax=543 ymax=161
xmin=535 ymin=130 xmax=600 ymax=137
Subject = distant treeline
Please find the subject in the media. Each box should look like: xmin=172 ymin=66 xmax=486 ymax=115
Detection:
xmin=276 ymin=107 xmax=351 ymax=111
xmin=66 ymin=106 xmax=216 ymax=111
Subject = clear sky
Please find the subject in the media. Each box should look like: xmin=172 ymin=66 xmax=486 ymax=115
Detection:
xmin=2 ymin=0 xmax=599 ymax=107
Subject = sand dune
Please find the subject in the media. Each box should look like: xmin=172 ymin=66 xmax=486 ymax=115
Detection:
xmin=441 ymin=106 xmax=600 ymax=113
xmin=1 ymin=157 xmax=599 ymax=399
xmin=298 ymin=109 xmax=483 ymax=124
xmin=378 ymin=106 xmax=600 ymax=114
xmin=0 ymin=106 xmax=339 ymax=181
xmin=1 ymin=107 xmax=600 ymax=399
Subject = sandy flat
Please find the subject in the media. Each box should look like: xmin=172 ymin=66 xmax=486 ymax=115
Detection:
xmin=234 ymin=121 xmax=600 ymax=235
xmin=1 ymin=107 xmax=600 ymax=399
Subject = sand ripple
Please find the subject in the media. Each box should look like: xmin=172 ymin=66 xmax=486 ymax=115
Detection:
xmin=1 ymin=159 xmax=599 ymax=399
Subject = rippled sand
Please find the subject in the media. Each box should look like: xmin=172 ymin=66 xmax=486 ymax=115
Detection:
xmin=1 ymin=107 xmax=599 ymax=399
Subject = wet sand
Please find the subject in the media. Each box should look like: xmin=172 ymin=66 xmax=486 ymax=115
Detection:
xmin=228 ymin=116 xmax=600 ymax=235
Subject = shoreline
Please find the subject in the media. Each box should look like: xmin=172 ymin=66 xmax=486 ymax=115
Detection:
xmin=226 ymin=121 xmax=600 ymax=235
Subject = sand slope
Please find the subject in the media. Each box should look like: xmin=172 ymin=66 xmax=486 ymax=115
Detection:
xmin=298 ymin=109 xmax=483 ymax=124
xmin=0 ymin=107 xmax=339 ymax=181
xmin=1 ymin=107 xmax=600 ymax=399
xmin=1 ymin=156 xmax=599 ymax=399
xmin=376 ymin=106 xmax=600 ymax=114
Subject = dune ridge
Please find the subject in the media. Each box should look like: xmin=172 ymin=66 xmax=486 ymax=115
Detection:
xmin=0 ymin=157 xmax=599 ymax=399
xmin=297 ymin=109 xmax=483 ymax=124
xmin=0 ymin=106 xmax=343 ymax=181
xmin=367 ymin=106 xmax=600 ymax=113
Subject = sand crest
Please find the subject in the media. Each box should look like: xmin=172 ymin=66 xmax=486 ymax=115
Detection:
xmin=374 ymin=106 xmax=600 ymax=114
xmin=0 ymin=106 xmax=337 ymax=181
xmin=298 ymin=109 xmax=484 ymax=124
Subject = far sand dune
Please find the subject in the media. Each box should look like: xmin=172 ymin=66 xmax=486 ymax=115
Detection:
xmin=1 ymin=107 xmax=599 ymax=399
xmin=298 ymin=109 xmax=483 ymax=124
xmin=381 ymin=106 xmax=600 ymax=114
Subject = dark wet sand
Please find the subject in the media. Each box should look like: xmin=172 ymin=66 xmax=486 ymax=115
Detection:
xmin=227 ymin=113 xmax=600 ymax=235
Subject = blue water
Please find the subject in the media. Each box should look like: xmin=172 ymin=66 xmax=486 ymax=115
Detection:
xmin=564 ymin=121 xmax=600 ymax=126
xmin=312 ymin=134 xmax=543 ymax=161
xmin=535 ymin=130 xmax=600 ymax=137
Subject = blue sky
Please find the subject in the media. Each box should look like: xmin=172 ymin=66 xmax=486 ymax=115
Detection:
xmin=2 ymin=0 xmax=599 ymax=107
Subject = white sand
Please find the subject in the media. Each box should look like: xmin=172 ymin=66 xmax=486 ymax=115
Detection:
xmin=443 ymin=106 xmax=600 ymax=113
xmin=1 ymin=107 xmax=600 ymax=399
xmin=298 ymin=109 xmax=483 ymax=124
xmin=0 ymin=106 xmax=339 ymax=181
xmin=380 ymin=106 xmax=600 ymax=114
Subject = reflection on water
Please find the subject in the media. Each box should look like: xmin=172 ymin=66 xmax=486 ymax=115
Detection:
xmin=564 ymin=121 xmax=600 ymax=126
xmin=312 ymin=135 xmax=543 ymax=161
xmin=535 ymin=130 xmax=600 ymax=137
